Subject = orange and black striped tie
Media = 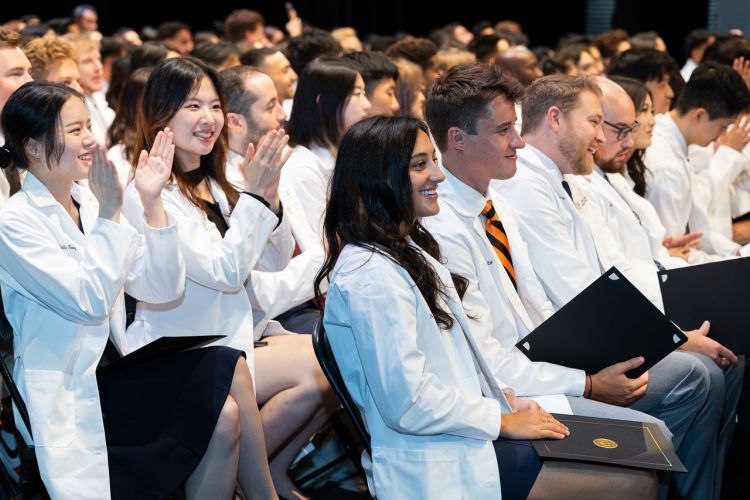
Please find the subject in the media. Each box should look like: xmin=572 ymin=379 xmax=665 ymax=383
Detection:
xmin=481 ymin=199 xmax=517 ymax=290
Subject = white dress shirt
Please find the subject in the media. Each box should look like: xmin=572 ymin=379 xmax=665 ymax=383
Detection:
xmin=423 ymin=167 xmax=585 ymax=399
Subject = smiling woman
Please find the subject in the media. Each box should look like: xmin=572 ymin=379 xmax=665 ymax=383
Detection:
xmin=0 ymin=80 xmax=275 ymax=500
xmin=124 ymin=56 xmax=335 ymax=498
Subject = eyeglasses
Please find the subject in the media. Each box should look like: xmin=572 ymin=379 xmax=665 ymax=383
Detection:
xmin=603 ymin=120 xmax=641 ymax=141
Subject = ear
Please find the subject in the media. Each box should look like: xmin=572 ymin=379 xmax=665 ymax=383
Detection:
xmin=546 ymin=106 xmax=563 ymax=133
xmin=24 ymin=138 xmax=41 ymax=160
xmin=447 ymin=126 xmax=466 ymax=151
xmin=226 ymin=112 xmax=247 ymax=133
xmin=691 ymin=107 xmax=708 ymax=123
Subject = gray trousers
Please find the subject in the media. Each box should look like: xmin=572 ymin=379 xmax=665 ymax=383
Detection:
xmin=567 ymin=350 xmax=718 ymax=500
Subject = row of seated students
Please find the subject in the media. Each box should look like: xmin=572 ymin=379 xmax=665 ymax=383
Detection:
xmin=0 ymin=11 xmax=750 ymax=500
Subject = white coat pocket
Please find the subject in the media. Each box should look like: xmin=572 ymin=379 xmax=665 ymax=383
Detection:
xmin=24 ymin=370 xmax=76 ymax=448
xmin=372 ymin=447 xmax=461 ymax=500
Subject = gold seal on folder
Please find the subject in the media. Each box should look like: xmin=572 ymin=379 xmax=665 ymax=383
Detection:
xmin=593 ymin=438 xmax=618 ymax=449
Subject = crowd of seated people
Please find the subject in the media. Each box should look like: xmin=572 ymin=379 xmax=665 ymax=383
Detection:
xmin=1 ymin=4 xmax=750 ymax=499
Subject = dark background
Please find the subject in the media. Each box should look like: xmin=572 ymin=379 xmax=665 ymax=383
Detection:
xmin=3 ymin=0 xmax=712 ymax=62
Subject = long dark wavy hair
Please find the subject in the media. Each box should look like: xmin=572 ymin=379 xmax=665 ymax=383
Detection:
xmin=609 ymin=75 xmax=651 ymax=197
xmin=133 ymin=57 xmax=238 ymax=213
xmin=314 ymin=115 xmax=467 ymax=330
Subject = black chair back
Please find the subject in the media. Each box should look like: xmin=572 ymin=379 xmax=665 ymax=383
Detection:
xmin=0 ymin=294 xmax=31 ymax=440
xmin=311 ymin=317 xmax=371 ymax=455
xmin=0 ymin=293 xmax=49 ymax=499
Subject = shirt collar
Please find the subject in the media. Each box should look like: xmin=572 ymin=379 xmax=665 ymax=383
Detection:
xmin=310 ymin=145 xmax=335 ymax=170
xmin=227 ymin=149 xmax=244 ymax=166
xmin=440 ymin=165 xmax=488 ymax=218
xmin=519 ymin=143 xmax=564 ymax=183
xmin=21 ymin=171 xmax=90 ymax=209
xmin=658 ymin=113 xmax=689 ymax=156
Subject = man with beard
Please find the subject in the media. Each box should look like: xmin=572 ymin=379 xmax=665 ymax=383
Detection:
xmin=422 ymin=63 xmax=673 ymax=435
xmin=585 ymin=74 xmax=744 ymax=500
xmin=566 ymin=76 xmax=665 ymax=307
xmin=221 ymin=65 xmax=325 ymax=335
xmin=493 ymin=74 xmax=724 ymax=500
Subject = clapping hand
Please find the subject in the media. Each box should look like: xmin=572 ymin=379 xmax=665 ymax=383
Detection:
xmin=134 ymin=128 xmax=174 ymax=227
xmin=242 ymin=128 xmax=292 ymax=213
xmin=89 ymin=144 xmax=123 ymax=223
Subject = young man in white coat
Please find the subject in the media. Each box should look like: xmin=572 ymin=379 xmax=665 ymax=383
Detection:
xmin=422 ymin=63 xmax=668 ymax=428
xmin=492 ymin=74 xmax=723 ymax=500
xmin=643 ymin=62 xmax=750 ymax=257
xmin=222 ymin=65 xmax=326 ymax=335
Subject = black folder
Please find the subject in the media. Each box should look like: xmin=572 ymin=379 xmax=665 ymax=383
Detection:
xmin=658 ymin=257 xmax=750 ymax=354
xmin=101 ymin=335 xmax=226 ymax=372
xmin=532 ymin=414 xmax=686 ymax=472
xmin=515 ymin=267 xmax=687 ymax=378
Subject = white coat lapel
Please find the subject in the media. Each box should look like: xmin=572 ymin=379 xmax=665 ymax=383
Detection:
xmin=420 ymin=249 xmax=513 ymax=413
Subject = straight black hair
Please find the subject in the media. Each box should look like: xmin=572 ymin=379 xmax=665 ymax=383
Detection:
xmin=609 ymin=75 xmax=651 ymax=196
xmin=675 ymin=62 xmax=750 ymax=119
xmin=287 ymin=57 xmax=360 ymax=150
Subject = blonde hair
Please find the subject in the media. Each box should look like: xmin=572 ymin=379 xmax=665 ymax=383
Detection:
xmin=0 ymin=26 xmax=23 ymax=47
xmin=23 ymin=36 xmax=78 ymax=80
xmin=63 ymin=33 xmax=100 ymax=59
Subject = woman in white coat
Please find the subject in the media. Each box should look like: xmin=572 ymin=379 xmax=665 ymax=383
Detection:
xmin=280 ymin=57 xmax=372 ymax=240
xmin=122 ymin=57 xmax=335 ymax=499
xmin=0 ymin=81 xmax=276 ymax=499
xmin=314 ymin=116 xmax=569 ymax=500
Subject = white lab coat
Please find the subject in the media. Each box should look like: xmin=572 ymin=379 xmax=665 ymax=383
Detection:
xmin=644 ymin=113 xmax=746 ymax=256
xmin=492 ymin=145 xmax=602 ymax=309
xmin=85 ymin=94 xmax=115 ymax=146
xmin=423 ymin=168 xmax=585 ymax=400
xmin=688 ymin=143 xmax=750 ymax=255
xmin=226 ymin=151 xmax=327 ymax=337
xmin=122 ymin=178 xmax=278 ymax=370
xmin=324 ymin=243 xmax=512 ymax=499
xmin=278 ymin=144 xmax=335 ymax=240
xmin=0 ymin=173 xmax=185 ymax=499
xmin=680 ymin=58 xmax=698 ymax=82
xmin=569 ymin=172 xmax=664 ymax=310
xmin=106 ymin=143 xmax=134 ymax=189
xmin=0 ymin=131 xmax=10 ymax=208
xmin=603 ymin=172 xmax=689 ymax=268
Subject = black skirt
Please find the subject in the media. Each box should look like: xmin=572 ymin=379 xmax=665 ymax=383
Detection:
xmin=96 ymin=345 xmax=243 ymax=500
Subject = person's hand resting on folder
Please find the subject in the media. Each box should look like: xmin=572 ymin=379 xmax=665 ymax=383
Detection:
xmin=586 ymin=357 xmax=649 ymax=406
xmin=680 ymin=320 xmax=738 ymax=368
xmin=500 ymin=395 xmax=570 ymax=440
